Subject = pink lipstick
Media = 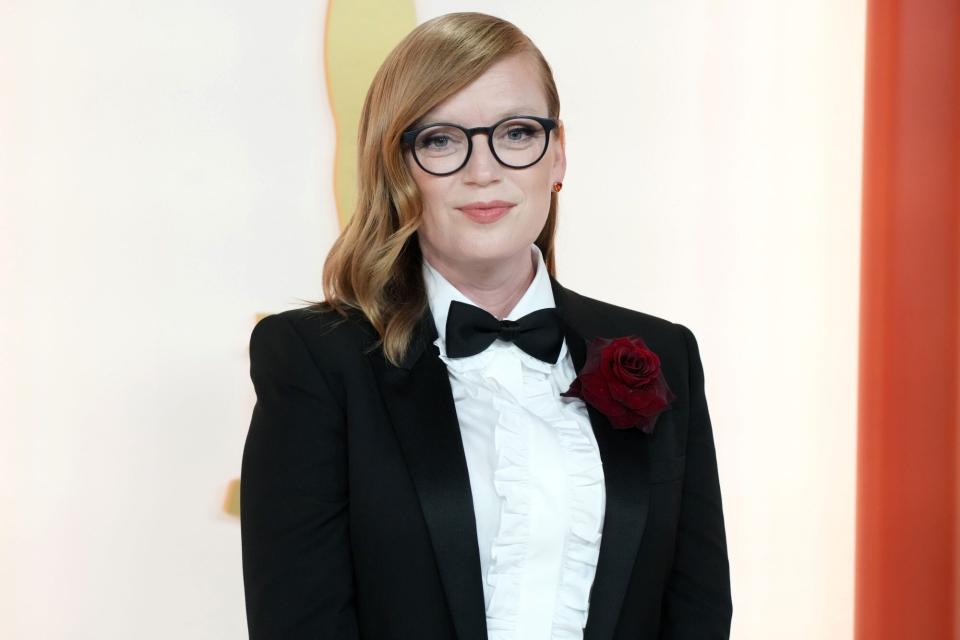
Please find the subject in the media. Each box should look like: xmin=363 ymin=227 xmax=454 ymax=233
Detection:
xmin=457 ymin=200 xmax=515 ymax=224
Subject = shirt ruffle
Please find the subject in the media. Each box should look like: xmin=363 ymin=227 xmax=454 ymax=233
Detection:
xmin=439 ymin=339 xmax=606 ymax=639
xmin=485 ymin=403 xmax=531 ymax=636
xmin=528 ymin=367 xmax=605 ymax=639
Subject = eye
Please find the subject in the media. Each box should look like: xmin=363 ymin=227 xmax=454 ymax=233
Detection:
xmin=414 ymin=125 xmax=466 ymax=155
xmin=419 ymin=134 xmax=450 ymax=150
xmin=494 ymin=119 xmax=545 ymax=148
xmin=505 ymin=125 xmax=535 ymax=140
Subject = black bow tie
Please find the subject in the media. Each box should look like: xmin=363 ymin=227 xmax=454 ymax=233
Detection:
xmin=444 ymin=299 xmax=565 ymax=364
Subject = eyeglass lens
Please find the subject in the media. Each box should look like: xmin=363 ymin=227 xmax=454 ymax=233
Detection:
xmin=412 ymin=118 xmax=548 ymax=174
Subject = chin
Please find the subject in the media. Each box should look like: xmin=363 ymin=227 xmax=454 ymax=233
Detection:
xmin=456 ymin=235 xmax=533 ymax=262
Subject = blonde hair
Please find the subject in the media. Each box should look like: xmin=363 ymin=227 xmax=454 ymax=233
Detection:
xmin=309 ymin=12 xmax=562 ymax=367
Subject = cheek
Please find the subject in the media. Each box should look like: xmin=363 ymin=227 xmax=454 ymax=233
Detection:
xmin=519 ymin=172 xmax=552 ymax=225
xmin=418 ymin=205 xmax=446 ymax=245
xmin=406 ymin=159 xmax=446 ymax=227
xmin=413 ymin=181 xmax=456 ymax=245
xmin=418 ymin=185 xmax=442 ymax=218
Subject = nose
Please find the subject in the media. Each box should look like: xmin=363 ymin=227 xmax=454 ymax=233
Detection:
xmin=460 ymin=132 xmax=501 ymax=185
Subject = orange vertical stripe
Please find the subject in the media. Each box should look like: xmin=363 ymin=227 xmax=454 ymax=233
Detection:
xmin=856 ymin=1 xmax=960 ymax=639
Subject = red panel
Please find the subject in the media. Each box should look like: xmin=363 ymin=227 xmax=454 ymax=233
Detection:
xmin=856 ymin=1 xmax=960 ymax=638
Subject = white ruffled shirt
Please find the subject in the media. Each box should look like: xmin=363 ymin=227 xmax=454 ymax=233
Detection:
xmin=422 ymin=244 xmax=606 ymax=640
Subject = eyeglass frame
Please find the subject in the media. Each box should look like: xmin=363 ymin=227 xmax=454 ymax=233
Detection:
xmin=401 ymin=114 xmax=559 ymax=177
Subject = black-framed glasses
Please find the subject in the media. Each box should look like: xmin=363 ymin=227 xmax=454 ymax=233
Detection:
xmin=402 ymin=114 xmax=558 ymax=176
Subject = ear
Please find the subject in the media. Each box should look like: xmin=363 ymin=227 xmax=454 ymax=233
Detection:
xmin=551 ymin=118 xmax=567 ymax=184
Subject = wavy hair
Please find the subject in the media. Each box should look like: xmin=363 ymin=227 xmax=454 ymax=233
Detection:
xmin=307 ymin=12 xmax=562 ymax=367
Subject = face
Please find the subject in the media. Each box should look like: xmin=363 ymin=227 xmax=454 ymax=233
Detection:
xmin=405 ymin=52 xmax=566 ymax=273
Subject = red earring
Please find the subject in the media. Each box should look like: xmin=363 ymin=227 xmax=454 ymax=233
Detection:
xmin=552 ymin=182 xmax=563 ymax=193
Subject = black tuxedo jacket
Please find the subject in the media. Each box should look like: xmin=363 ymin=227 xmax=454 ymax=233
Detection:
xmin=240 ymin=276 xmax=732 ymax=639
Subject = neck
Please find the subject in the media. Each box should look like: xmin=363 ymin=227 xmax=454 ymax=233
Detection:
xmin=422 ymin=245 xmax=537 ymax=320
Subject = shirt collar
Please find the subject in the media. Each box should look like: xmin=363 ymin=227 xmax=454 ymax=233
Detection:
xmin=421 ymin=243 xmax=562 ymax=360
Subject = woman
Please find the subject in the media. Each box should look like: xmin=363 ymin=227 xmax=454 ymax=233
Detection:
xmin=240 ymin=11 xmax=731 ymax=640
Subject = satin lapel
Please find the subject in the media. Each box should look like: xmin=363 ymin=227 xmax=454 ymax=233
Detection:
xmin=366 ymin=312 xmax=488 ymax=640
xmin=550 ymin=277 xmax=652 ymax=640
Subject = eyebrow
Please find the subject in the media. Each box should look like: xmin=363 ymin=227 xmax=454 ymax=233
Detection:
xmin=415 ymin=106 xmax=544 ymax=127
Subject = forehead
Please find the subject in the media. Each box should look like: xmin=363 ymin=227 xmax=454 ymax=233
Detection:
xmin=418 ymin=53 xmax=548 ymax=126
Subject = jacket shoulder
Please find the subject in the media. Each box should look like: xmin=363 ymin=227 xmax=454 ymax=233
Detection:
xmin=558 ymin=284 xmax=682 ymax=338
xmin=558 ymin=284 xmax=704 ymax=407
xmin=557 ymin=283 xmax=701 ymax=374
xmin=250 ymin=304 xmax=378 ymax=375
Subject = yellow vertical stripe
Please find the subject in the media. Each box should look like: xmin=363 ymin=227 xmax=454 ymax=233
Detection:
xmin=324 ymin=0 xmax=417 ymax=228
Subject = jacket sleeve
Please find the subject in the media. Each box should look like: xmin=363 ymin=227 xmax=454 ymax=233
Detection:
xmin=658 ymin=324 xmax=733 ymax=639
xmin=240 ymin=313 xmax=360 ymax=639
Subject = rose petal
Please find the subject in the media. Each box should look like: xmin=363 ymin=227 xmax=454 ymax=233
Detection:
xmin=569 ymin=335 xmax=676 ymax=433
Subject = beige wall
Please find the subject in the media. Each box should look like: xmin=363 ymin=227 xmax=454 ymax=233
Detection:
xmin=0 ymin=1 xmax=865 ymax=637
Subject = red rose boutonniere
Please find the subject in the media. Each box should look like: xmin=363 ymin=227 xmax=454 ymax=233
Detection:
xmin=561 ymin=336 xmax=676 ymax=433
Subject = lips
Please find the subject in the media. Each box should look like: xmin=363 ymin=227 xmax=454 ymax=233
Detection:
xmin=457 ymin=200 xmax=516 ymax=224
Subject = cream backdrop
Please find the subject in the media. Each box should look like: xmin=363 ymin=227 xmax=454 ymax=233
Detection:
xmin=0 ymin=1 xmax=865 ymax=638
